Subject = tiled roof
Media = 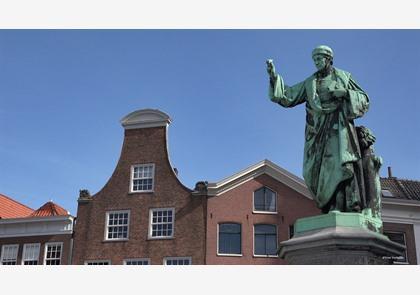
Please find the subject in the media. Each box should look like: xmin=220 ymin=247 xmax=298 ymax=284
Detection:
xmin=0 ymin=193 xmax=34 ymax=219
xmin=29 ymin=201 xmax=69 ymax=217
xmin=380 ymin=177 xmax=420 ymax=201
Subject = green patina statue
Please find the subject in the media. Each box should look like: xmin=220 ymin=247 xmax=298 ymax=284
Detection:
xmin=267 ymin=46 xmax=382 ymax=220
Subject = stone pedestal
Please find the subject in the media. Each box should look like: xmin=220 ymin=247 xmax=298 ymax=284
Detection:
xmin=279 ymin=211 xmax=405 ymax=265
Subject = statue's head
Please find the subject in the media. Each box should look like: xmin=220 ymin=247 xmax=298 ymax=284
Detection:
xmin=312 ymin=45 xmax=334 ymax=71
xmin=356 ymin=126 xmax=376 ymax=150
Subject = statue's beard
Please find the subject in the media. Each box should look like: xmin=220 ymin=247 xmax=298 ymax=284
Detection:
xmin=317 ymin=64 xmax=333 ymax=78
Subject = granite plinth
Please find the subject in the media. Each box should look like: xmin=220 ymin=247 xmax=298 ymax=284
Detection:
xmin=279 ymin=211 xmax=405 ymax=265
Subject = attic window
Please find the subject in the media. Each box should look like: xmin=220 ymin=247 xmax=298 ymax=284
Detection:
xmin=382 ymin=189 xmax=394 ymax=198
xmin=131 ymin=164 xmax=155 ymax=192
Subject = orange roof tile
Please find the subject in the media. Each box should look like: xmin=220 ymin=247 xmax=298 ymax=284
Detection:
xmin=29 ymin=201 xmax=69 ymax=217
xmin=0 ymin=193 xmax=34 ymax=219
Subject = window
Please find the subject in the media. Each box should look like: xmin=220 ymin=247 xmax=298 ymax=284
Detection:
xmin=218 ymin=223 xmax=241 ymax=255
xmin=124 ymin=258 xmax=150 ymax=265
xmin=163 ymin=257 xmax=191 ymax=265
xmin=254 ymin=224 xmax=278 ymax=256
xmin=22 ymin=243 xmax=40 ymax=265
xmin=85 ymin=260 xmax=111 ymax=265
xmin=384 ymin=231 xmax=408 ymax=264
xmin=131 ymin=164 xmax=155 ymax=192
xmin=0 ymin=244 xmax=19 ymax=265
xmin=44 ymin=242 xmax=63 ymax=265
xmin=253 ymin=187 xmax=277 ymax=213
xmin=149 ymin=208 xmax=175 ymax=239
xmin=105 ymin=210 xmax=130 ymax=240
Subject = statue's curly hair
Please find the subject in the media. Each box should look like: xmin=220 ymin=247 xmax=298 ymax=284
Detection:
xmin=356 ymin=126 xmax=376 ymax=149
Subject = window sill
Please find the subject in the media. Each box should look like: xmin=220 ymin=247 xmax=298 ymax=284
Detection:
xmin=253 ymin=254 xmax=279 ymax=258
xmin=217 ymin=253 xmax=243 ymax=257
xmin=252 ymin=211 xmax=278 ymax=215
xmin=102 ymin=239 xmax=129 ymax=243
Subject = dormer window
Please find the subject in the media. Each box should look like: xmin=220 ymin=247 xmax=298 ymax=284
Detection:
xmin=253 ymin=187 xmax=277 ymax=213
xmin=131 ymin=164 xmax=155 ymax=192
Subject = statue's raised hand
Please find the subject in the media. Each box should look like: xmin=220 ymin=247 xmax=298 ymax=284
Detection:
xmin=266 ymin=59 xmax=276 ymax=80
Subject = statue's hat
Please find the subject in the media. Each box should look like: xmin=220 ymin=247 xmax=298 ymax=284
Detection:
xmin=312 ymin=45 xmax=333 ymax=58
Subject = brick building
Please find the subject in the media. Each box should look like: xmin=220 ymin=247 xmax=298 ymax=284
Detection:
xmin=71 ymin=109 xmax=207 ymax=265
xmin=201 ymin=160 xmax=319 ymax=264
xmin=381 ymin=167 xmax=420 ymax=264
xmin=0 ymin=193 xmax=74 ymax=265
xmin=2 ymin=109 xmax=419 ymax=265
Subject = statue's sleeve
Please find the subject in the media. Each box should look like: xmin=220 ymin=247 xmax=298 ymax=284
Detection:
xmin=345 ymin=75 xmax=369 ymax=119
xmin=269 ymin=74 xmax=306 ymax=107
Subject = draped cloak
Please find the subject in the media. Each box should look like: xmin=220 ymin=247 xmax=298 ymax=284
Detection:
xmin=269 ymin=68 xmax=369 ymax=210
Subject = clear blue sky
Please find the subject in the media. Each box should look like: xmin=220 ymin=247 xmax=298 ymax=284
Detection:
xmin=0 ymin=30 xmax=419 ymax=215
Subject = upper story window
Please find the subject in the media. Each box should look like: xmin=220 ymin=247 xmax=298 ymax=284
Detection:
xmin=253 ymin=187 xmax=277 ymax=213
xmin=124 ymin=258 xmax=150 ymax=265
xmin=254 ymin=224 xmax=278 ymax=256
xmin=131 ymin=164 xmax=155 ymax=192
xmin=22 ymin=243 xmax=40 ymax=265
xmin=163 ymin=257 xmax=191 ymax=265
xmin=0 ymin=244 xmax=19 ymax=265
xmin=218 ymin=223 xmax=241 ymax=255
xmin=105 ymin=210 xmax=130 ymax=240
xmin=384 ymin=231 xmax=408 ymax=264
xmin=149 ymin=208 xmax=175 ymax=239
xmin=44 ymin=242 xmax=63 ymax=265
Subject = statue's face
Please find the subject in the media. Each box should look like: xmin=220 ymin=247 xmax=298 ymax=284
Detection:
xmin=313 ymin=54 xmax=328 ymax=71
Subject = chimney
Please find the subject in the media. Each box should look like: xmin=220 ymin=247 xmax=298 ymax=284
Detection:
xmin=387 ymin=166 xmax=393 ymax=178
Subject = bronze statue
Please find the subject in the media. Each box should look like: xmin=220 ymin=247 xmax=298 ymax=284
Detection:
xmin=267 ymin=45 xmax=381 ymax=217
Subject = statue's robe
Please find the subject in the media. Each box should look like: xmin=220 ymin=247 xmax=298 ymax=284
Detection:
xmin=269 ymin=68 xmax=369 ymax=211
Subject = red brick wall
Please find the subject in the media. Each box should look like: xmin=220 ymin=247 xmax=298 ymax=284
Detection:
xmin=0 ymin=234 xmax=73 ymax=265
xmin=206 ymin=173 xmax=319 ymax=264
xmin=72 ymin=126 xmax=207 ymax=265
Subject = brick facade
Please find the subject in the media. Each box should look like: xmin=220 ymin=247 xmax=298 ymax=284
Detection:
xmin=206 ymin=173 xmax=319 ymax=264
xmin=72 ymin=110 xmax=207 ymax=265
xmin=0 ymin=234 xmax=73 ymax=265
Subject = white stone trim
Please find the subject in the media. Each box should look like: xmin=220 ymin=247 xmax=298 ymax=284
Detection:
xmin=148 ymin=207 xmax=175 ymax=239
xmin=207 ymin=159 xmax=312 ymax=199
xmin=120 ymin=109 xmax=171 ymax=130
xmin=0 ymin=216 xmax=74 ymax=238
xmin=43 ymin=242 xmax=63 ymax=265
xmin=104 ymin=210 xmax=131 ymax=241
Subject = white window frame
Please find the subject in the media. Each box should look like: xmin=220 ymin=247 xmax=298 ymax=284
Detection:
xmin=123 ymin=258 xmax=151 ymax=265
xmin=130 ymin=163 xmax=155 ymax=193
xmin=253 ymin=224 xmax=279 ymax=258
xmin=104 ymin=210 xmax=131 ymax=241
xmin=217 ymin=223 xmax=242 ymax=257
xmin=0 ymin=244 xmax=19 ymax=265
xmin=22 ymin=243 xmax=41 ymax=265
xmin=163 ymin=257 xmax=192 ymax=265
xmin=384 ymin=231 xmax=409 ymax=264
xmin=44 ymin=242 xmax=63 ymax=265
xmin=84 ymin=260 xmax=112 ymax=265
xmin=252 ymin=186 xmax=277 ymax=214
xmin=148 ymin=207 xmax=175 ymax=239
